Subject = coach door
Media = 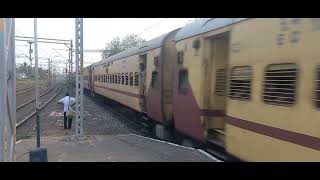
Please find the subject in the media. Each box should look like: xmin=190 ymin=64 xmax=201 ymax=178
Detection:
xmin=205 ymin=32 xmax=230 ymax=143
xmin=139 ymin=54 xmax=147 ymax=112
xmin=89 ymin=66 xmax=95 ymax=95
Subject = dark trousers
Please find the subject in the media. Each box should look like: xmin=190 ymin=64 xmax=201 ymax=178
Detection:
xmin=63 ymin=112 xmax=72 ymax=129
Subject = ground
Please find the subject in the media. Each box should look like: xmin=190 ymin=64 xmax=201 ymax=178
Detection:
xmin=22 ymin=88 xmax=149 ymax=140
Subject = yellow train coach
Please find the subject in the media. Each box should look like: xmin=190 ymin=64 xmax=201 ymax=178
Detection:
xmin=174 ymin=18 xmax=320 ymax=161
xmin=84 ymin=18 xmax=320 ymax=161
xmin=84 ymin=29 xmax=179 ymax=128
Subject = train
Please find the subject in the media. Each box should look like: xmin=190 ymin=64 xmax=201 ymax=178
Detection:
xmin=83 ymin=18 xmax=320 ymax=161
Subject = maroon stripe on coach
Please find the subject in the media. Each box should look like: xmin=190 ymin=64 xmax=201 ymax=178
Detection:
xmin=225 ymin=116 xmax=320 ymax=151
xmin=94 ymin=84 xmax=144 ymax=99
xmin=199 ymin=109 xmax=225 ymax=117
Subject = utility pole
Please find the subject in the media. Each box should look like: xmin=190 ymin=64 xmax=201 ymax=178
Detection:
xmin=75 ymin=18 xmax=84 ymax=137
xmin=0 ymin=18 xmax=16 ymax=162
xmin=34 ymin=18 xmax=40 ymax=149
xmin=69 ymin=40 xmax=73 ymax=96
xmin=29 ymin=18 xmax=48 ymax=162
xmin=65 ymin=63 xmax=68 ymax=85
xmin=48 ymin=58 xmax=51 ymax=87
xmin=28 ymin=41 xmax=33 ymax=67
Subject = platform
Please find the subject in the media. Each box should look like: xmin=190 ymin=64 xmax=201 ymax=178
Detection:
xmin=16 ymin=134 xmax=220 ymax=162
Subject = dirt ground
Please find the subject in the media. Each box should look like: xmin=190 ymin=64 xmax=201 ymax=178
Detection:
xmin=20 ymin=86 xmax=149 ymax=140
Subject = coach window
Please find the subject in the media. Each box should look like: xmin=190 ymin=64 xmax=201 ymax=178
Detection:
xmin=315 ymin=66 xmax=320 ymax=108
xmin=178 ymin=69 xmax=188 ymax=93
xmin=263 ymin=63 xmax=298 ymax=106
xmin=116 ymin=73 xmax=118 ymax=84
xmin=125 ymin=73 xmax=129 ymax=85
xmin=122 ymin=73 xmax=125 ymax=85
xmin=130 ymin=72 xmax=133 ymax=86
xmin=118 ymin=73 xmax=121 ymax=84
xmin=134 ymin=72 xmax=139 ymax=86
xmin=151 ymin=71 xmax=159 ymax=88
xmin=215 ymin=69 xmax=226 ymax=96
xmin=228 ymin=66 xmax=253 ymax=101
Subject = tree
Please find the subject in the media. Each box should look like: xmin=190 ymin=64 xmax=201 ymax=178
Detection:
xmin=102 ymin=34 xmax=146 ymax=58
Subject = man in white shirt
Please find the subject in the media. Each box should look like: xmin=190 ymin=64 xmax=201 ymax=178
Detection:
xmin=58 ymin=92 xmax=76 ymax=129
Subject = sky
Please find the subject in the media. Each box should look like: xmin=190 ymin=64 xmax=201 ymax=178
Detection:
xmin=15 ymin=18 xmax=195 ymax=74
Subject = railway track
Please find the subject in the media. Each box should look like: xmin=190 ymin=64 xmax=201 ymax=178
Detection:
xmin=16 ymin=86 xmax=34 ymax=95
xmin=16 ymin=81 xmax=47 ymax=95
xmin=16 ymin=83 xmax=62 ymax=128
xmin=86 ymin=91 xmax=231 ymax=161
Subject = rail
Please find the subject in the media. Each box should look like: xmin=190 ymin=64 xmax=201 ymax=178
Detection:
xmin=16 ymin=83 xmax=62 ymax=127
xmin=17 ymin=85 xmax=56 ymax=110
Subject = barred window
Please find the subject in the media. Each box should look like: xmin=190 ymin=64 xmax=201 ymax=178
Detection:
xmin=115 ymin=74 xmax=118 ymax=84
xmin=179 ymin=69 xmax=188 ymax=91
xmin=134 ymin=72 xmax=139 ymax=86
xmin=118 ymin=73 xmax=121 ymax=84
xmin=151 ymin=71 xmax=159 ymax=88
xmin=263 ymin=63 xmax=297 ymax=106
xmin=122 ymin=73 xmax=125 ymax=85
xmin=215 ymin=69 xmax=226 ymax=96
xmin=130 ymin=72 xmax=133 ymax=86
xmin=125 ymin=73 xmax=129 ymax=85
xmin=177 ymin=51 xmax=184 ymax=64
xmin=229 ymin=66 xmax=252 ymax=101
xmin=315 ymin=67 xmax=320 ymax=108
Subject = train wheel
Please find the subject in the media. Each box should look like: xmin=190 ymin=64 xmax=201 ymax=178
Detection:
xmin=180 ymin=137 xmax=201 ymax=149
xmin=181 ymin=139 xmax=195 ymax=148
xmin=154 ymin=124 xmax=172 ymax=142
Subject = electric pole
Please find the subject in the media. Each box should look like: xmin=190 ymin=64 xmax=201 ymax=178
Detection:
xmin=48 ymin=58 xmax=51 ymax=87
xmin=28 ymin=41 xmax=33 ymax=67
xmin=29 ymin=18 xmax=48 ymax=162
xmin=75 ymin=18 xmax=84 ymax=137
xmin=34 ymin=18 xmax=40 ymax=149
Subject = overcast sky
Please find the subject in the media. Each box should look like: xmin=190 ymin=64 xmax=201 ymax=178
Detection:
xmin=15 ymin=18 xmax=195 ymax=74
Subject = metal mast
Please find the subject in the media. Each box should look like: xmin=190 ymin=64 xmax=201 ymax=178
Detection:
xmin=34 ymin=18 xmax=40 ymax=148
xmin=0 ymin=18 xmax=16 ymax=162
xmin=75 ymin=18 xmax=84 ymax=137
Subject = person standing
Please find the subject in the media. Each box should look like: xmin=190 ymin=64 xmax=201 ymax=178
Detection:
xmin=58 ymin=92 xmax=76 ymax=129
